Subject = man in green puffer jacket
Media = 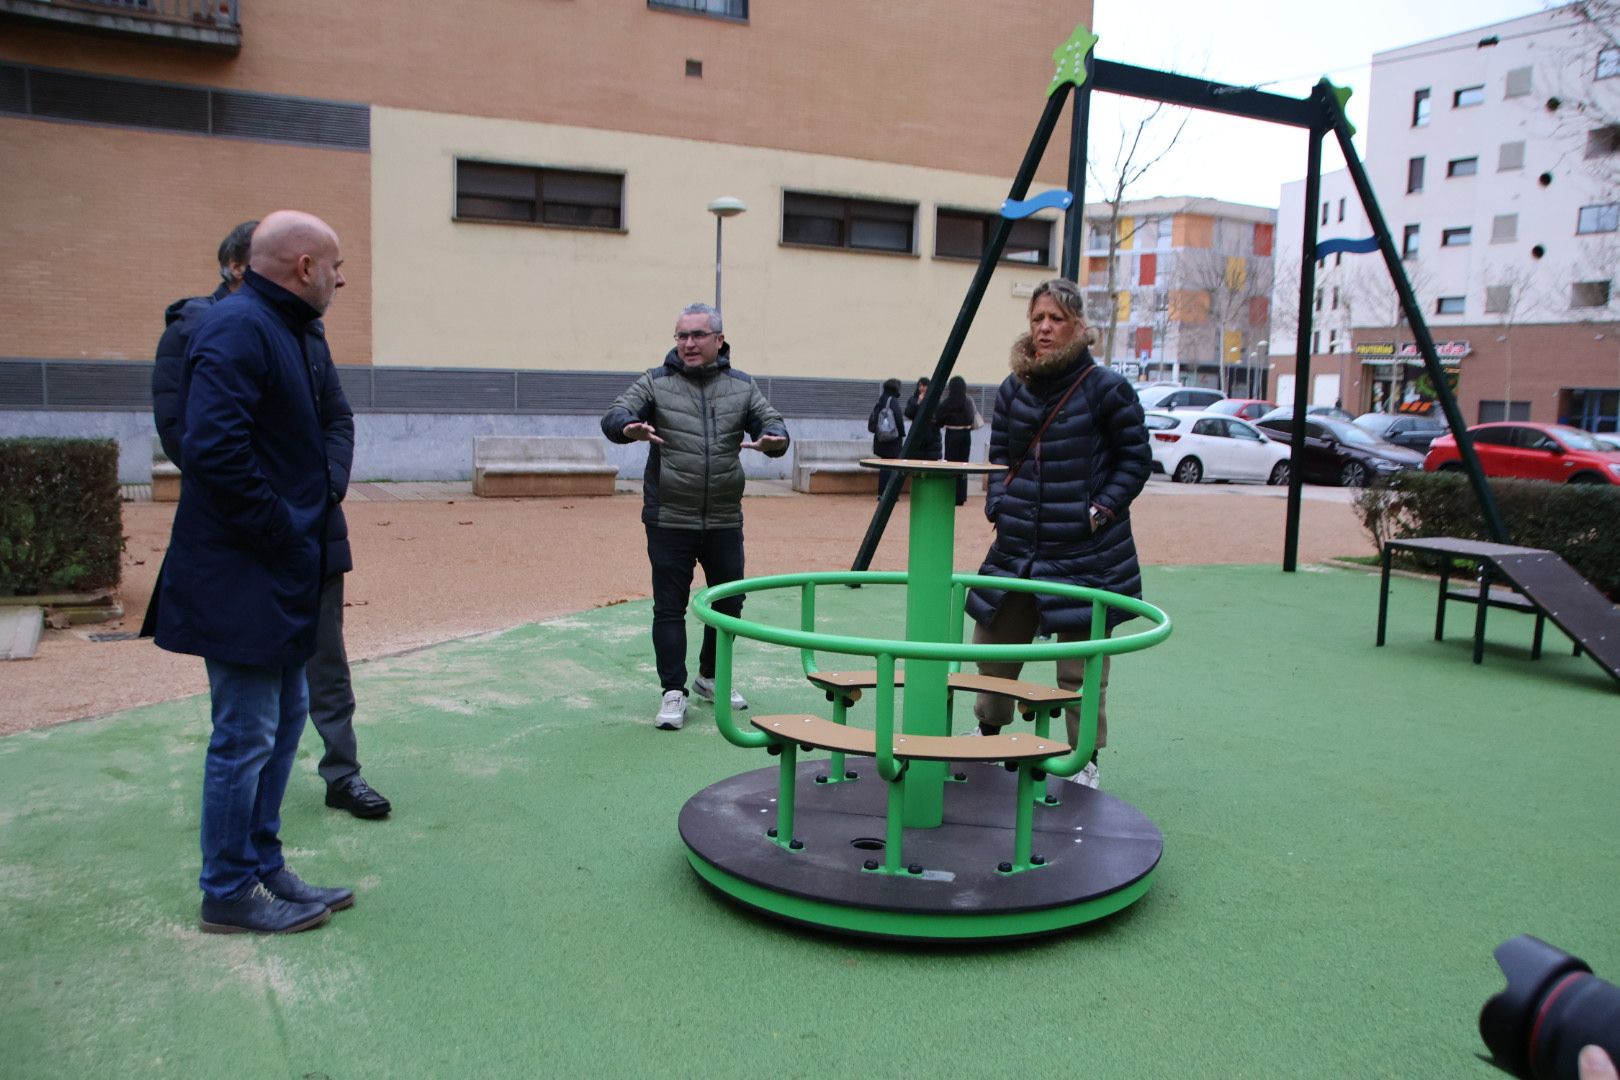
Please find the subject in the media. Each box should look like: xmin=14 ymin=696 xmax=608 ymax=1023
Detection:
xmin=602 ymin=302 xmax=790 ymax=731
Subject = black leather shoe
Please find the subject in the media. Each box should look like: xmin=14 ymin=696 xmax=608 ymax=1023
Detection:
xmin=261 ymin=866 xmax=355 ymax=912
xmin=326 ymin=776 xmax=392 ymax=819
xmin=200 ymin=882 xmax=329 ymax=935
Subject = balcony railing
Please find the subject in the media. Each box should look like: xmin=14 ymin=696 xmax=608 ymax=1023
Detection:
xmin=647 ymin=0 xmax=747 ymax=22
xmin=0 ymin=0 xmax=241 ymax=51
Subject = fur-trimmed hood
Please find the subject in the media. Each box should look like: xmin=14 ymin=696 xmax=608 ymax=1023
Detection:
xmin=1009 ymin=333 xmax=1093 ymax=382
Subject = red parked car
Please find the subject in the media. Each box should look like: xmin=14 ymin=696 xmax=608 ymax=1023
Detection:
xmin=1203 ymin=398 xmax=1276 ymax=422
xmin=1423 ymin=422 xmax=1620 ymax=485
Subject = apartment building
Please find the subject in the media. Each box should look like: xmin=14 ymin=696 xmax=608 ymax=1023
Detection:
xmin=0 ymin=0 xmax=1086 ymax=466
xmin=1270 ymin=5 xmax=1620 ymax=430
xmin=1081 ymin=197 xmax=1276 ymax=395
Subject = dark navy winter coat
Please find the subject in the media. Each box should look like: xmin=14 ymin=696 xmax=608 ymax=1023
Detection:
xmin=153 ymin=270 xmax=345 ymax=668
xmin=965 ymin=336 xmax=1151 ymax=636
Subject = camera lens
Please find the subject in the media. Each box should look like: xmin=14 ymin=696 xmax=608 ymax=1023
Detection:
xmin=1480 ymin=935 xmax=1620 ymax=1080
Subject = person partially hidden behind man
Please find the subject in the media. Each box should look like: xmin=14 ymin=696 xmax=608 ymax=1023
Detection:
xmin=602 ymin=302 xmax=790 ymax=731
xmin=146 ymin=221 xmax=391 ymax=822
xmin=154 ymin=210 xmax=356 ymax=934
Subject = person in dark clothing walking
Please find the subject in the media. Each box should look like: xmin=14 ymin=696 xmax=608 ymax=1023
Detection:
xmin=903 ymin=376 xmax=943 ymax=462
xmin=145 ymin=222 xmax=391 ymax=822
xmin=156 ymin=210 xmax=357 ymax=934
xmin=867 ymin=378 xmax=906 ymax=500
xmin=932 ymin=374 xmax=980 ymax=506
xmin=964 ymin=278 xmax=1151 ymax=790
xmin=602 ymin=302 xmax=790 ymax=732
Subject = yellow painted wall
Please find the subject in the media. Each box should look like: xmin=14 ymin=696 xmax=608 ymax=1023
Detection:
xmin=371 ymin=107 xmax=1062 ymax=383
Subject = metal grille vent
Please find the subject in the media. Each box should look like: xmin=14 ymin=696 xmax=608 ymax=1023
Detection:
xmin=516 ymin=371 xmax=637 ymax=414
xmin=212 ymin=90 xmax=369 ymax=149
xmin=0 ymin=65 xmax=25 ymax=114
xmin=46 ymin=361 xmax=153 ymax=409
xmin=0 ymin=361 xmax=47 ymax=409
xmin=29 ymin=68 xmax=209 ymax=132
xmin=370 ymin=369 xmax=516 ymax=413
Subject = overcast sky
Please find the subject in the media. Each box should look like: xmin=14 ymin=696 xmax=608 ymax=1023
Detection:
xmin=1085 ymin=0 xmax=1556 ymax=207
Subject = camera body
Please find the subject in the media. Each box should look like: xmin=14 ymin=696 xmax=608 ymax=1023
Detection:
xmin=1480 ymin=935 xmax=1620 ymax=1080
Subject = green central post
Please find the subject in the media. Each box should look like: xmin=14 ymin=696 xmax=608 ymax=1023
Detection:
xmin=902 ymin=469 xmax=958 ymax=827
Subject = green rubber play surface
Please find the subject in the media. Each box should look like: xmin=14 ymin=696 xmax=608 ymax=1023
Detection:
xmin=2 ymin=564 xmax=1616 ymax=1078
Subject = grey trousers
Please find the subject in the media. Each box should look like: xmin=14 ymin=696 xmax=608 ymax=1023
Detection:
xmin=307 ymin=572 xmax=362 ymax=786
xmin=971 ymin=591 xmax=1110 ymax=751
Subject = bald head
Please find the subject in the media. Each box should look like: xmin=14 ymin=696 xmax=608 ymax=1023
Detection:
xmin=250 ymin=210 xmax=346 ymax=314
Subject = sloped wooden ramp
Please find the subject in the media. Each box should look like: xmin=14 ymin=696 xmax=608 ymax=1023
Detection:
xmin=1489 ymin=550 xmax=1620 ymax=689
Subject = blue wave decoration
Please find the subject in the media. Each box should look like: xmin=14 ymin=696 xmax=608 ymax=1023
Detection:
xmin=1315 ymin=236 xmax=1380 ymax=257
xmin=1001 ymin=189 xmax=1074 ymax=219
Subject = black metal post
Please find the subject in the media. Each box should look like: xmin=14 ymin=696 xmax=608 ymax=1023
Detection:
xmin=1061 ymin=53 xmax=1094 ymax=282
xmin=850 ymin=84 xmax=1075 ymax=572
xmin=1324 ymin=83 xmax=1510 ymax=543
xmin=1283 ymin=105 xmax=1325 ymax=573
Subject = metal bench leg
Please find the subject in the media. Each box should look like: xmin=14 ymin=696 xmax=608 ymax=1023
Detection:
xmin=771 ymin=743 xmax=798 ymax=850
xmin=1377 ymin=545 xmax=1392 ymax=646
xmin=1435 ymin=561 xmax=1451 ymax=641
xmin=1473 ymin=576 xmax=1490 ymax=665
xmin=1532 ymin=613 xmax=1545 ymax=660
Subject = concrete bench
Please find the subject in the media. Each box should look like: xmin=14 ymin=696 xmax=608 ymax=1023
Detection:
xmin=791 ymin=439 xmax=878 ymax=494
xmin=472 ymin=436 xmax=618 ymax=498
xmin=151 ymin=436 xmax=180 ymax=502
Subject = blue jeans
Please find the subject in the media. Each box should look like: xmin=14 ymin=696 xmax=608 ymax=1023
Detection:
xmin=646 ymin=525 xmax=744 ymax=693
xmin=199 ymin=659 xmax=309 ymax=902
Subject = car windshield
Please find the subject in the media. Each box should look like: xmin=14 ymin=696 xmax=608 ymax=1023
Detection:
xmin=1550 ymin=426 xmax=1609 ymax=451
xmin=1320 ymin=420 xmax=1387 ymax=448
xmin=1143 ymin=412 xmax=1179 ymax=430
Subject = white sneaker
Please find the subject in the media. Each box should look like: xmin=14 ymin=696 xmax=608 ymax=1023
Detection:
xmin=655 ymin=690 xmax=687 ymax=730
xmin=691 ymin=675 xmax=748 ymax=711
xmin=1068 ymin=760 xmax=1100 ymax=789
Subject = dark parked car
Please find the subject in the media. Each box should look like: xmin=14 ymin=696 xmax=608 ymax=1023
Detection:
xmin=1256 ymin=403 xmax=1355 ymax=424
xmin=1423 ymin=422 xmax=1620 ymax=485
xmin=1204 ymin=398 xmax=1276 ymax=421
xmin=1256 ymin=414 xmax=1425 ymax=486
xmin=1353 ymin=411 xmax=1450 ymax=453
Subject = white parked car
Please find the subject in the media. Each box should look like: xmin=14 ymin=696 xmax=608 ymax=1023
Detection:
xmin=1145 ymin=410 xmax=1292 ymax=485
xmin=1134 ymin=383 xmax=1226 ymax=412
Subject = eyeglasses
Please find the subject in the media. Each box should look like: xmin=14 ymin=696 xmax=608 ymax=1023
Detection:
xmin=674 ymin=330 xmax=718 ymax=342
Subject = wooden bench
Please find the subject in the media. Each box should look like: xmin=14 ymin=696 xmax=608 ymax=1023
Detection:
xmin=751 ymin=714 xmax=1069 ymax=762
xmin=805 ymin=669 xmax=1081 ymax=719
xmin=151 ymin=436 xmax=180 ymax=502
xmin=471 ymin=436 xmax=618 ymax=498
xmin=791 ymin=440 xmax=878 ymax=494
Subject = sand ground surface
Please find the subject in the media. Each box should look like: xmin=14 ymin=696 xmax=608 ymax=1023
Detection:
xmin=0 ymin=480 xmax=1373 ymax=736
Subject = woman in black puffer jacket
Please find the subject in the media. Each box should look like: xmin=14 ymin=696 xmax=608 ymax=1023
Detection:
xmin=964 ymin=278 xmax=1151 ymax=788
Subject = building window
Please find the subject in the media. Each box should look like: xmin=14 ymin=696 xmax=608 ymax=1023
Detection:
xmin=1331 ymin=286 xmax=1341 ymax=310
xmin=1337 ymin=197 xmax=1346 ymax=222
xmin=1599 ymin=47 xmax=1620 ymax=79
xmin=1442 ymin=227 xmax=1472 ymax=247
xmin=647 ymin=0 xmax=748 ymax=20
xmin=1577 ymin=202 xmax=1620 ymax=234
xmin=1413 ymin=88 xmax=1431 ymax=127
xmin=454 ymin=159 xmax=624 ymax=229
xmin=1314 ymin=287 xmax=1323 ymax=312
xmin=1453 ymin=85 xmax=1486 ymax=108
xmin=1407 ymin=156 xmax=1425 ymax=193
xmin=1311 ymin=330 xmax=1321 ymax=353
xmin=1447 ymin=157 xmax=1479 ymax=178
xmin=1328 ymin=328 xmax=1340 ymax=352
xmin=934 ymin=208 xmax=1052 ymax=265
xmin=1436 ymin=295 xmax=1466 ymax=315
xmin=783 ymin=192 xmax=915 ymax=254
xmin=1158 ymin=216 xmax=1173 ymax=247
xmin=685 ymin=59 xmax=703 ymax=77
xmin=1491 ymin=214 xmax=1518 ymax=243
xmin=1484 ymin=285 xmax=1512 ymax=314
xmin=1504 ymin=67 xmax=1533 ymax=98
xmin=1498 ymin=141 xmax=1526 ymax=171
xmin=1585 ymin=125 xmax=1620 ymax=158
xmin=1571 ymin=280 xmax=1612 ymax=308
xmin=1402 ymin=224 xmax=1420 ymax=259
xmin=1320 ymin=201 xmax=1329 ymax=226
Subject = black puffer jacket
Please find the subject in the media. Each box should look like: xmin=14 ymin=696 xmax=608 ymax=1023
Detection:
xmin=965 ymin=335 xmax=1150 ymax=635
xmin=602 ymin=344 xmax=788 ymax=530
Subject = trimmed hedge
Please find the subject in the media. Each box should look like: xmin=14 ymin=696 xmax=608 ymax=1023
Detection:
xmin=1354 ymin=471 xmax=1620 ymax=599
xmin=0 ymin=438 xmax=124 ymax=595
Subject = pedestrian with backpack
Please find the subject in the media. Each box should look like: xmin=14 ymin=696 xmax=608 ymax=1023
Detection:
xmin=867 ymin=378 xmax=906 ymax=500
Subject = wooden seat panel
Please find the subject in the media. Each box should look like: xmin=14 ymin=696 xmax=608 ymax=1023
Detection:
xmin=750 ymin=714 xmax=1069 ymax=763
xmin=804 ymin=670 xmax=1082 ymax=710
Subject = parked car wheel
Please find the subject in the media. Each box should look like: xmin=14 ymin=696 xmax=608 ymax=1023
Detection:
xmin=1340 ymin=461 xmax=1369 ymax=487
xmin=1569 ymin=472 xmax=1607 ymax=484
xmin=1438 ymin=462 xmax=1465 ymax=472
xmin=1172 ymin=457 xmax=1203 ymax=484
xmin=1268 ymin=461 xmax=1290 ymax=486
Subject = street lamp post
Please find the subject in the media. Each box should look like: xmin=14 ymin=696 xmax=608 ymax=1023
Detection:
xmin=1249 ymin=339 xmax=1268 ymax=397
xmin=707 ymin=196 xmax=747 ymax=314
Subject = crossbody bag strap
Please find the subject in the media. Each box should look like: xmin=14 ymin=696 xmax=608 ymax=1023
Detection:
xmin=1003 ymin=364 xmax=1095 ymax=485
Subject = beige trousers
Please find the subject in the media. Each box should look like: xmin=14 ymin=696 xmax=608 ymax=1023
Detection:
xmin=971 ymin=591 xmax=1109 ymax=751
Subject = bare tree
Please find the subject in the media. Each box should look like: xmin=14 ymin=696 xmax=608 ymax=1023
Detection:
xmin=1482 ymin=261 xmax=1545 ymax=418
xmin=1084 ymin=102 xmax=1190 ymax=369
xmin=1173 ymin=240 xmax=1274 ymax=395
xmin=1540 ymin=2 xmax=1620 ymax=187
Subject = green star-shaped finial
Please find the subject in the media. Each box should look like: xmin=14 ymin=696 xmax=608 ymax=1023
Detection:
xmin=1325 ymin=79 xmax=1356 ymax=136
xmin=1048 ymin=23 xmax=1099 ymax=97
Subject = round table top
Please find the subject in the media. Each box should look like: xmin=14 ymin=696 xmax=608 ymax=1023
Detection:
xmin=859 ymin=458 xmax=1006 ymax=475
